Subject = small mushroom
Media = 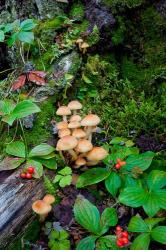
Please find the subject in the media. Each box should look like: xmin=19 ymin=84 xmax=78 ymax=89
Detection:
xmin=68 ymin=121 xmax=81 ymax=130
xmin=56 ymin=135 xmax=78 ymax=161
xmin=57 ymin=121 xmax=68 ymax=130
xmin=75 ymin=139 xmax=93 ymax=154
xmin=58 ymin=128 xmax=71 ymax=138
xmin=32 ymin=200 xmax=52 ymax=222
xmin=86 ymin=147 xmax=108 ymax=162
xmin=43 ymin=194 xmax=55 ymax=205
xmin=70 ymin=114 xmax=82 ymax=122
xmin=81 ymin=114 xmax=100 ymax=141
xmin=72 ymin=128 xmax=86 ymax=139
xmin=74 ymin=157 xmax=86 ymax=168
xmin=75 ymin=38 xmax=84 ymax=50
xmin=80 ymin=42 xmax=89 ymax=54
xmin=56 ymin=106 xmax=71 ymax=122
xmin=68 ymin=100 xmax=82 ymax=114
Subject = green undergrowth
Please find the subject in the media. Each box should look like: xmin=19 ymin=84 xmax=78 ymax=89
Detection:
xmin=24 ymin=96 xmax=56 ymax=146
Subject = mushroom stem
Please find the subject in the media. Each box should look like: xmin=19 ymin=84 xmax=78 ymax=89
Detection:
xmin=68 ymin=149 xmax=78 ymax=161
xmin=82 ymin=48 xmax=86 ymax=54
xmin=59 ymin=150 xmax=65 ymax=162
xmin=86 ymin=126 xmax=93 ymax=140
xmin=63 ymin=115 xmax=67 ymax=122
xmin=39 ymin=213 xmax=48 ymax=222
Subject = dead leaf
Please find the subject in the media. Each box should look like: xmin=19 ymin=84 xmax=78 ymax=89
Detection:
xmin=0 ymin=157 xmax=25 ymax=171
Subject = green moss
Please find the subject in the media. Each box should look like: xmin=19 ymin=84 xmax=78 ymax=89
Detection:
xmin=69 ymin=3 xmax=85 ymax=21
xmin=87 ymin=25 xmax=100 ymax=46
xmin=25 ymin=97 xmax=56 ymax=146
xmin=7 ymin=220 xmax=40 ymax=250
xmin=103 ymin=0 xmax=144 ymax=9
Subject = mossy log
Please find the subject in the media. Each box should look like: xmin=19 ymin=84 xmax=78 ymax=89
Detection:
xmin=0 ymin=170 xmax=45 ymax=249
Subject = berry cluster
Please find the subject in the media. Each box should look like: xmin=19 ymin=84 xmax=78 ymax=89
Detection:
xmin=20 ymin=166 xmax=35 ymax=179
xmin=116 ymin=226 xmax=129 ymax=247
xmin=115 ymin=158 xmax=126 ymax=169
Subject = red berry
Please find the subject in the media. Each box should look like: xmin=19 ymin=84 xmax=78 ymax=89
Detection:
xmin=116 ymin=239 xmax=124 ymax=247
xmin=27 ymin=166 xmax=35 ymax=174
xmin=26 ymin=173 xmax=32 ymax=179
xmin=20 ymin=173 xmax=26 ymax=178
xmin=121 ymin=237 xmax=129 ymax=244
xmin=121 ymin=232 xmax=128 ymax=238
xmin=116 ymin=226 xmax=122 ymax=232
xmin=115 ymin=163 xmax=121 ymax=169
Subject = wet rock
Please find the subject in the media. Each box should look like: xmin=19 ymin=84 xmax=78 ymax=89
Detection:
xmin=83 ymin=0 xmax=116 ymax=31
xmin=156 ymin=0 xmax=166 ymax=18
xmin=33 ymin=86 xmax=55 ymax=102
xmin=52 ymin=51 xmax=82 ymax=89
xmin=22 ymin=114 xmax=36 ymax=129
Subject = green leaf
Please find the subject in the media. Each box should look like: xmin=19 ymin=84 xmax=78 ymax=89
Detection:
xmin=3 ymin=100 xmax=40 ymax=125
xmin=122 ymin=175 xmax=142 ymax=188
xmin=74 ymin=195 xmax=101 ymax=234
xmin=0 ymin=100 xmax=15 ymax=115
xmin=0 ymin=30 xmax=5 ymax=42
xmin=4 ymin=23 xmax=13 ymax=32
xmin=0 ymin=157 xmax=25 ymax=171
xmin=76 ymin=236 xmax=98 ymax=250
xmin=35 ymin=157 xmax=57 ymax=170
xmin=76 ymin=168 xmax=110 ymax=188
xmin=53 ymin=175 xmax=63 ymax=183
xmin=29 ymin=143 xmax=55 ymax=157
xmin=96 ymin=235 xmax=118 ymax=250
xmin=20 ymin=19 xmax=36 ymax=31
xmin=58 ymin=240 xmax=70 ymax=250
xmin=105 ymin=172 xmax=121 ymax=197
xmin=144 ymin=218 xmax=165 ymax=230
xmin=143 ymin=192 xmax=160 ymax=217
xmin=154 ymin=189 xmax=166 ymax=209
xmin=130 ymin=233 xmax=150 ymax=250
xmin=58 ymin=167 xmax=72 ymax=176
xmin=128 ymin=216 xmax=149 ymax=233
xmin=147 ymin=170 xmax=166 ymax=191
xmin=7 ymin=33 xmax=18 ymax=46
xmin=100 ymin=208 xmax=118 ymax=235
xmin=6 ymin=141 xmax=26 ymax=158
xmin=59 ymin=175 xmax=72 ymax=187
xmin=151 ymin=226 xmax=166 ymax=244
xmin=118 ymin=187 xmax=148 ymax=207
xmin=110 ymin=145 xmax=139 ymax=162
xmin=59 ymin=230 xmax=69 ymax=240
xmin=18 ymin=31 xmax=34 ymax=44
xmin=82 ymin=74 xmax=93 ymax=84
xmin=36 ymin=152 xmax=56 ymax=159
xmin=123 ymin=151 xmax=155 ymax=172
xmin=110 ymin=137 xmax=126 ymax=145
xmin=26 ymin=160 xmax=43 ymax=178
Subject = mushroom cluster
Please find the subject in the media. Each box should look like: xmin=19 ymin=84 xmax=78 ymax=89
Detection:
xmin=32 ymin=194 xmax=55 ymax=222
xmin=75 ymin=38 xmax=89 ymax=54
xmin=56 ymin=100 xmax=108 ymax=168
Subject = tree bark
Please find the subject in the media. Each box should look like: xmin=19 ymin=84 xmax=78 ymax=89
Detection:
xmin=0 ymin=170 xmax=45 ymax=249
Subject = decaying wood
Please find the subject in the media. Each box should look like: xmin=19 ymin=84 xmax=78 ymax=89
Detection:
xmin=0 ymin=170 xmax=45 ymax=249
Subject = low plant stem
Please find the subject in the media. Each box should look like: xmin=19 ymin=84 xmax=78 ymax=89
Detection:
xmin=19 ymin=120 xmax=28 ymax=159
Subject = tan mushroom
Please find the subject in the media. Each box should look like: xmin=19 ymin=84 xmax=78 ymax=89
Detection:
xmin=75 ymin=157 xmax=86 ymax=168
xmin=56 ymin=121 xmax=68 ymax=130
xmin=56 ymin=135 xmax=78 ymax=161
xmin=58 ymin=128 xmax=71 ymax=138
xmin=32 ymin=200 xmax=52 ymax=222
xmin=56 ymin=106 xmax=71 ymax=122
xmin=80 ymin=42 xmax=89 ymax=54
xmin=70 ymin=114 xmax=82 ymax=122
xmin=86 ymin=147 xmax=108 ymax=166
xmin=43 ymin=194 xmax=55 ymax=205
xmin=75 ymin=139 xmax=93 ymax=154
xmin=72 ymin=128 xmax=86 ymax=139
xmin=68 ymin=100 xmax=82 ymax=114
xmin=81 ymin=114 xmax=100 ymax=140
xmin=76 ymin=38 xmax=84 ymax=50
xmin=68 ymin=121 xmax=81 ymax=130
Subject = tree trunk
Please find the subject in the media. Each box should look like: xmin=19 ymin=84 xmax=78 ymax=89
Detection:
xmin=0 ymin=170 xmax=45 ymax=249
